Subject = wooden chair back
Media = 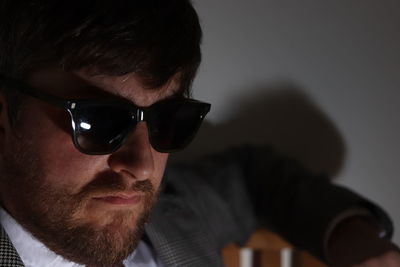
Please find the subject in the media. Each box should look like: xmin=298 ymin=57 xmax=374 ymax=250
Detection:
xmin=222 ymin=229 xmax=327 ymax=267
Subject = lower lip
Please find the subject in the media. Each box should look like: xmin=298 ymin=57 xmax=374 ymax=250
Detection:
xmin=93 ymin=196 xmax=141 ymax=205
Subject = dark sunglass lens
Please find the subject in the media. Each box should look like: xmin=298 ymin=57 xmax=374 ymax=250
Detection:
xmin=71 ymin=105 xmax=133 ymax=154
xmin=148 ymin=100 xmax=209 ymax=152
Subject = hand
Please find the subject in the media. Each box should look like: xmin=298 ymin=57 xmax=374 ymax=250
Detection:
xmin=327 ymin=216 xmax=400 ymax=267
xmin=354 ymin=250 xmax=400 ymax=267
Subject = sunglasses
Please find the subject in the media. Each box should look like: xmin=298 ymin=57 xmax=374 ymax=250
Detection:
xmin=0 ymin=76 xmax=211 ymax=155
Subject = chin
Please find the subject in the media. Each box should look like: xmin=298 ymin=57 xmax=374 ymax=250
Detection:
xmin=45 ymin=206 xmax=148 ymax=266
xmin=102 ymin=210 xmax=139 ymax=232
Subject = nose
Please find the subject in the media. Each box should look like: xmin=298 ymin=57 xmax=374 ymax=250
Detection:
xmin=107 ymin=122 xmax=154 ymax=181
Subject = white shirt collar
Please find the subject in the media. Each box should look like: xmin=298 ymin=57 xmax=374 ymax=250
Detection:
xmin=0 ymin=208 xmax=163 ymax=267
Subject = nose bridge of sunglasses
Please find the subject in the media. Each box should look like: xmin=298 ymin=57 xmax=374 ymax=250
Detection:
xmin=135 ymin=109 xmax=145 ymax=122
xmin=127 ymin=108 xmax=150 ymax=138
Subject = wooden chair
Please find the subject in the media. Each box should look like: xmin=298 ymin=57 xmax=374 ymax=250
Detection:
xmin=222 ymin=229 xmax=327 ymax=267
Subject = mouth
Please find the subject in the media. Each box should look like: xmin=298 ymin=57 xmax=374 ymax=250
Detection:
xmin=92 ymin=193 xmax=143 ymax=206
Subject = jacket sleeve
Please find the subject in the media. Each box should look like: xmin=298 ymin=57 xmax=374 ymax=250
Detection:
xmin=166 ymin=144 xmax=393 ymax=262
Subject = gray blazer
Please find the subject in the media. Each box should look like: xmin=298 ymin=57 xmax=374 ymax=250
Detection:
xmin=0 ymin=145 xmax=393 ymax=266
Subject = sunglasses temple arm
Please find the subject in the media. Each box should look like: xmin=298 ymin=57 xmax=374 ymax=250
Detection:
xmin=25 ymin=87 xmax=69 ymax=108
xmin=0 ymin=75 xmax=69 ymax=109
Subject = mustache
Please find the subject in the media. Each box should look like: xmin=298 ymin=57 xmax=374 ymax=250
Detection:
xmin=75 ymin=170 xmax=155 ymax=199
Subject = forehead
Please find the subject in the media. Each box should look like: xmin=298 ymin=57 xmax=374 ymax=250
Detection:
xmin=27 ymin=67 xmax=180 ymax=107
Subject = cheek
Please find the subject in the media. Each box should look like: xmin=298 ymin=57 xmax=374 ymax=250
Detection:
xmin=42 ymin=148 xmax=105 ymax=192
xmin=17 ymin=103 xmax=105 ymax=191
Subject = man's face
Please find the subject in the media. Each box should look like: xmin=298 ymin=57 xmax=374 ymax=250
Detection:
xmin=0 ymin=68 xmax=175 ymax=265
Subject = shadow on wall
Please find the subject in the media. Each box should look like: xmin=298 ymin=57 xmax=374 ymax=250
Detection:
xmin=170 ymin=83 xmax=347 ymax=178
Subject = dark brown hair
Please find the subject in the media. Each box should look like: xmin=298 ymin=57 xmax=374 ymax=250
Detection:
xmin=0 ymin=0 xmax=202 ymax=94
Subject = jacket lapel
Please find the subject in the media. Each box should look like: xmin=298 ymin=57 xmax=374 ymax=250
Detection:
xmin=0 ymin=225 xmax=24 ymax=266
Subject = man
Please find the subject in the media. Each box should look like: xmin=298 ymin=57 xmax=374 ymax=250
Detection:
xmin=0 ymin=0 xmax=398 ymax=266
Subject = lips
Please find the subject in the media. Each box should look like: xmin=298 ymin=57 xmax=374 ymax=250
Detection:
xmin=93 ymin=193 xmax=142 ymax=205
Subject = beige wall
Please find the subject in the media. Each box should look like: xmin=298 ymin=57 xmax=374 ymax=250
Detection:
xmin=174 ymin=0 xmax=400 ymax=244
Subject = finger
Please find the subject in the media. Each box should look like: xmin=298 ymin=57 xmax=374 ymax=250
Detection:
xmin=384 ymin=250 xmax=400 ymax=267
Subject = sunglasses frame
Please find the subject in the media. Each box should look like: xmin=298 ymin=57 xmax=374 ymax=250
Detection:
xmin=0 ymin=75 xmax=211 ymax=155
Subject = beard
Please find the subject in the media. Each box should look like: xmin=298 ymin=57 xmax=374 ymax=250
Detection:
xmin=1 ymin=132 xmax=158 ymax=266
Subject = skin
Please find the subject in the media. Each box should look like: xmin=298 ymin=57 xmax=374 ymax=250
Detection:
xmin=327 ymin=217 xmax=400 ymax=267
xmin=0 ymin=67 xmax=176 ymax=265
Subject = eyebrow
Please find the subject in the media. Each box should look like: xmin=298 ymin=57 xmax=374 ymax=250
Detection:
xmin=111 ymin=81 xmax=186 ymax=106
xmin=78 ymin=70 xmax=188 ymax=101
xmin=74 ymin=82 xmax=187 ymax=110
